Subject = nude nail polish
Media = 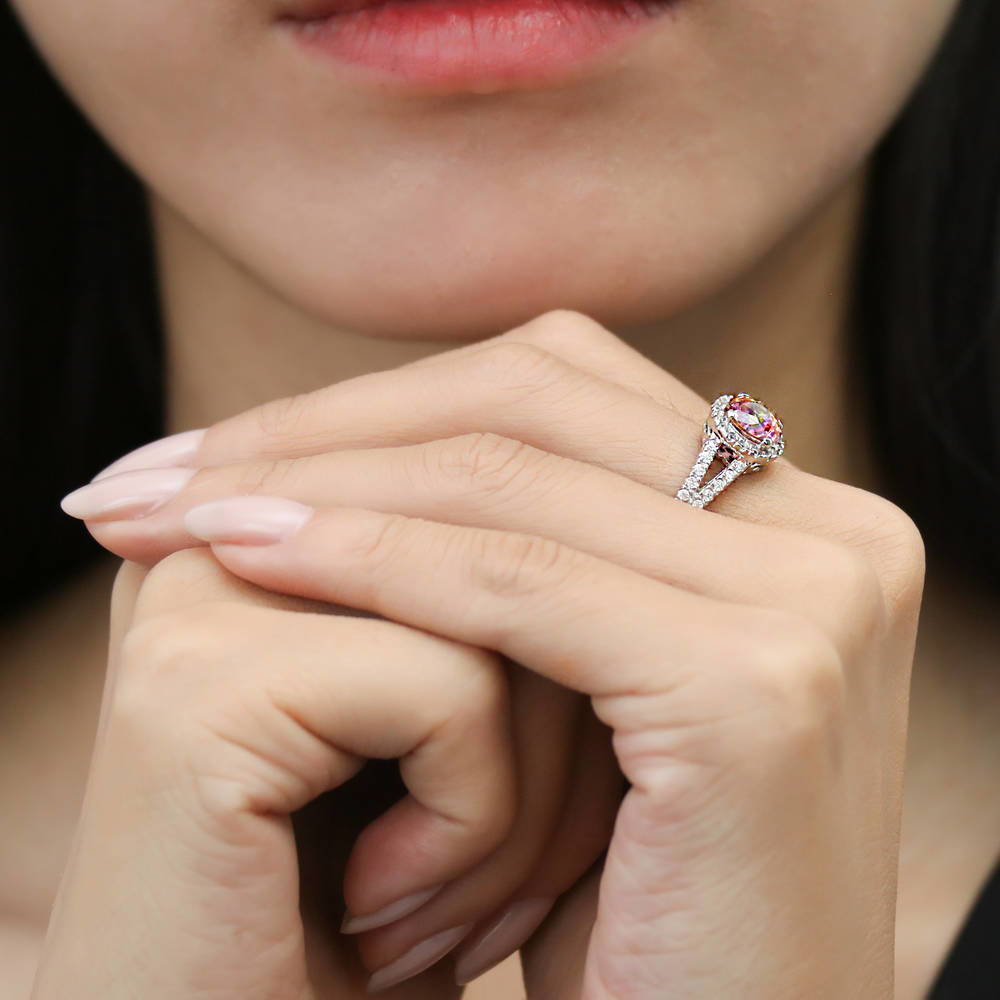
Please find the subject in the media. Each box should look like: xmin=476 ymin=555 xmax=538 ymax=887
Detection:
xmin=341 ymin=885 xmax=444 ymax=935
xmin=366 ymin=924 xmax=471 ymax=994
xmin=453 ymin=898 xmax=555 ymax=985
xmin=183 ymin=496 xmax=315 ymax=544
xmin=60 ymin=467 xmax=197 ymax=520
xmin=90 ymin=428 xmax=207 ymax=482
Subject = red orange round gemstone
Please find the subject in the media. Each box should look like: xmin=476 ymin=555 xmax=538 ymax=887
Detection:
xmin=726 ymin=393 xmax=782 ymax=444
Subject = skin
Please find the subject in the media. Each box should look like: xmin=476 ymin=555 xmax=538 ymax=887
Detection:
xmin=37 ymin=315 xmax=928 ymax=999
xmin=4 ymin=0 xmax=1000 ymax=995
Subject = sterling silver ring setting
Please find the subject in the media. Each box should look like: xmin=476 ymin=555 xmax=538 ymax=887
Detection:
xmin=675 ymin=392 xmax=786 ymax=509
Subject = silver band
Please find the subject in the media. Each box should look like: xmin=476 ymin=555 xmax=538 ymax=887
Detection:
xmin=675 ymin=392 xmax=786 ymax=509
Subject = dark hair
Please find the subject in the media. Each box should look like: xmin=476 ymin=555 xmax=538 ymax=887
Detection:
xmin=2 ymin=0 xmax=998 ymax=620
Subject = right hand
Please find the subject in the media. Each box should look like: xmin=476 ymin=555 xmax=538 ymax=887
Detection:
xmin=30 ymin=547 xmax=619 ymax=998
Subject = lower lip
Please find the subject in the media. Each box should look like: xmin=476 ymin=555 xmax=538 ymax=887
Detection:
xmin=279 ymin=0 xmax=677 ymax=94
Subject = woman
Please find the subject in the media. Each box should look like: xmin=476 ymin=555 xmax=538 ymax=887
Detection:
xmin=2 ymin=0 xmax=998 ymax=995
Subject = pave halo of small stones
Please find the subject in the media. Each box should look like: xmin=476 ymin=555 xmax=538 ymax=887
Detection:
xmin=674 ymin=392 xmax=785 ymax=509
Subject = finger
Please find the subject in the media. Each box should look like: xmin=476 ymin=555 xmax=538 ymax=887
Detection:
xmin=72 ymin=319 xmax=917 ymax=611
xmin=83 ymin=340 xmax=703 ymax=505
xmin=87 ymin=554 xmax=281 ymax=782
xmin=318 ymin=310 xmax=925 ymax=607
xmin=515 ymin=707 xmax=622 ymax=899
xmin=180 ymin=499 xmax=818 ymax=708
xmin=128 ymin=548 xmax=606 ymax=990
xmin=97 ymin=559 xmax=150 ymax=743
xmin=521 ymin=863 xmax=602 ymax=1000
xmin=123 ymin=547 xmax=622 ymax=990
xmin=70 ymin=554 xmax=315 ymax=888
xmin=88 ymin=310 xmax=694 ymax=481
xmin=126 ymin=546 xmax=518 ymax=923
xmin=84 ymin=434 xmax=887 ymax=655
xmin=452 ymin=707 xmax=624 ymax=986
xmin=349 ymin=669 xmax=586 ymax=978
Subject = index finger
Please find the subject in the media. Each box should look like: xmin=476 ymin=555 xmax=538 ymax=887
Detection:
xmin=91 ymin=309 xmax=706 ymax=484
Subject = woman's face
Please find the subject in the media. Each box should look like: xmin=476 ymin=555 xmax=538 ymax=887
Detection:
xmin=12 ymin=0 xmax=959 ymax=339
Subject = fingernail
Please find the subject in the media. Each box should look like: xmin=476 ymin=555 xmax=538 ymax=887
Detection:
xmin=342 ymin=885 xmax=444 ymax=935
xmin=453 ymin=897 xmax=555 ymax=985
xmin=60 ymin=467 xmax=197 ymax=520
xmin=90 ymin=428 xmax=207 ymax=482
xmin=366 ymin=924 xmax=471 ymax=994
xmin=184 ymin=496 xmax=315 ymax=545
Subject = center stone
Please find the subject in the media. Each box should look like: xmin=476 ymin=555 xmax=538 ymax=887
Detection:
xmin=726 ymin=393 xmax=783 ymax=443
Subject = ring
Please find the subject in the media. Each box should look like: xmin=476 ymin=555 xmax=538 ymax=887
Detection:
xmin=675 ymin=392 xmax=786 ymax=509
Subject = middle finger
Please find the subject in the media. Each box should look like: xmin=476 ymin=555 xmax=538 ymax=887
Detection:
xmin=68 ymin=431 xmax=879 ymax=654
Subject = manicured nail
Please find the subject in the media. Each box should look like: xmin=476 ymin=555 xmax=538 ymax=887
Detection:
xmin=453 ymin=897 xmax=555 ymax=985
xmin=184 ymin=496 xmax=315 ymax=545
xmin=60 ymin=467 xmax=197 ymax=520
xmin=366 ymin=924 xmax=471 ymax=994
xmin=342 ymin=885 xmax=445 ymax=935
xmin=90 ymin=428 xmax=207 ymax=482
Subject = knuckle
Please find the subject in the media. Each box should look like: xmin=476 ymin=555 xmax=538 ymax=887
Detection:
xmin=431 ymin=432 xmax=547 ymax=499
xmin=471 ymin=782 xmax=517 ymax=848
xmin=804 ymin=539 xmax=887 ymax=647
xmin=143 ymin=543 xmax=215 ymax=583
xmin=118 ymin=601 xmax=248 ymax=693
xmin=471 ymin=528 xmax=580 ymax=600
xmin=230 ymin=456 xmax=299 ymax=497
xmin=113 ymin=601 xmax=272 ymax=756
xmin=463 ymin=340 xmax=564 ymax=394
xmin=834 ymin=491 xmax=927 ymax=617
xmin=870 ymin=501 xmax=927 ymax=613
xmin=132 ymin=547 xmax=233 ymax=618
xmin=339 ymin=509 xmax=413 ymax=565
xmin=253 ymin=390 xmax=314 ymax=443
xmin=112 ymin=606 xmax=235 ymax=748
xmin=518 ymin=308 xmax=610 ymax=351
xmin=738 ymin=611 xmax=847 ymax=742
xmin=110 ymin=604 xmax=282 ymax=814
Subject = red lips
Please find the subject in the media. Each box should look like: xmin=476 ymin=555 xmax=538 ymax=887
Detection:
xmin=277 ymin=0 xmax=677 ymax=94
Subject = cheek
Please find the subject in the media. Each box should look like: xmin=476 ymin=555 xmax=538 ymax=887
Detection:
xmin=9 ymin=0 xmax=961 ymax=339
xmin=708 ymin=0 xmax=961 ymax=163
xmin=9 ymin=1 xmax=260 ymax=167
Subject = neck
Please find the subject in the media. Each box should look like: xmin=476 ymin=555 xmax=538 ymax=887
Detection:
xmin=150 ymin=162 xmax=878 ymax=496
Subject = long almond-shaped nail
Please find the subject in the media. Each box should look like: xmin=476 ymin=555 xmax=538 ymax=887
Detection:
xmin=453 ymin=897 xmax=555 ymax=985
xmin=342 ymin=885 xmax=444 ymax=935
xmin=366 ymin=924 xmax=471 ymax=994
xmin=184 ymin=496 xmax=315 ymax=545
xmin=60 ymin=467 xmax=197 ymax=520
xmin=90 ymin=428 xmax=207 ymax=482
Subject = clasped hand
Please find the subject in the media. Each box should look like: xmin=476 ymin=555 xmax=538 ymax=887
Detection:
xmin=38 ymin=309 xmax=925 ymax=999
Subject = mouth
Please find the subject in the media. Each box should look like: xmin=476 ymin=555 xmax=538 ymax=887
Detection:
xmin=276 ymin=0 xmax=681 ymax=96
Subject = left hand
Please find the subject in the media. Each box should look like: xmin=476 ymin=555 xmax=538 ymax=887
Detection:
xmin=66 ymin=309 xmax=925 ymax=996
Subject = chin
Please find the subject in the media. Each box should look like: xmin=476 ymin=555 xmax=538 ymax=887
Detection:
xmin=203 ymin=196 xmax=784 ymax=344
